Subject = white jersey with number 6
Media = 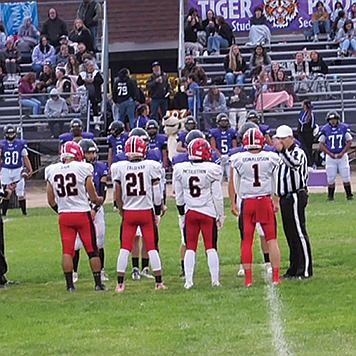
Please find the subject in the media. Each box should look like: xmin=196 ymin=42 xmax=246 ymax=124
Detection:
xmin=173 ymin=161 xmax=223 ymax=218
xmin=111 ymin=159 xmax=161 ymax=210
xmin=45 ymin=161 xmax=93 ymax=213
xmin=230 ymin=150 xmax=280 ymax=199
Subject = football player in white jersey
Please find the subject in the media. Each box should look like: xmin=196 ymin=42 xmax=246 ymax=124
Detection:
xmin=45 ymin=141 xmax=107 ymax=292
xmin=111 ymin=136 xmax=167 ymax=293
xmin=229 ymin=128 xmax=281 ymax=286
xmin=173 ymin=138 xmax=224 ymax=290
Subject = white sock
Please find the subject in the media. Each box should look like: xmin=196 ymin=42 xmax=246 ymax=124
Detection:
xmin=148 ymin=250 xmax=162 ymax=271
xmin=207 ymin=249 xmax=220 ymax=284
xmin=184 ymin=250 xmax=196 ymax=284
xmin=117 ymin=249 xmax=130 ymax=273
xmin=178 ymin=215 xmax=185 ymax=242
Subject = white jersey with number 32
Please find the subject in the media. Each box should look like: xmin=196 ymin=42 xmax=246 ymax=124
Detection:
xmin=173 ymin=161 xmax=223 ymax=218
xmin=45 ymin=161 xmax=93 ymax=213
xmin=230 ymin=150 xmax=280 ymax=199
xmin=111 ymin=159 xmax=161 ymax=210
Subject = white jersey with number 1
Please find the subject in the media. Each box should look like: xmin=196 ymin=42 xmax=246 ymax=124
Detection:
xmin=230 ymin=150 xmax=280 ymax=199
xmin=111 ymin=159 xmax=161 ymax=210
xmin=45 ymin=161 xmax=93 ymax=213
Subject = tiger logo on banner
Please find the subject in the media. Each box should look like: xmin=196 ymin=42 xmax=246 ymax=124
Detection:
xmin=263 ymin=0 xmax=299 ymax=28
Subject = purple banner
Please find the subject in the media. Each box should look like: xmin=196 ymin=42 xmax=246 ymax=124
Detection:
xmin=187 ymin=0 xmax=355 ymax=32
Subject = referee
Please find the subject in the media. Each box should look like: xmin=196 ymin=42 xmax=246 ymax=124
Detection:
xmin=273 ymin=125 xmax=313 ymax=279
xmin=0 ymin=181 xmax=17 ymax=288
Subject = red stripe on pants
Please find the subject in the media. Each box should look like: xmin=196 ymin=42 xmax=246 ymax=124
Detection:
xmin=121 ymin=209 xmax=158 ymax=252
xmin=185 ymin=210 xmax=217 ymax=251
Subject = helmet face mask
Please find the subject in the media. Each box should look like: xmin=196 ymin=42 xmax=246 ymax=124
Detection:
xmin=218 ymin=118 xmax=229 ymax=129
xmin=145 ymin=120 xmax=159 ymax=139
xmin=79 ymin=139 xmax=98 ymax=164
xmin=4 ymin=125 xmax=16 ymax=142
xmin=326 ymin=111 xmax=340 ymax=127
xmin=109 ymin=121 xmax=125 ymax=138
xmin=243 ymin=128 xmax=265 ymax=150
xmin=185 ymin=129 xmax=205 ymax=146
xmin=70 ymin=118 xmax=83 ymax=137
xmin=129 ymin=128 xmax=150 ymax=146
xmin=247 ymin=110 xmax=260 ymax=125
xmin=185 ymin=116 xmax=196 ymax=132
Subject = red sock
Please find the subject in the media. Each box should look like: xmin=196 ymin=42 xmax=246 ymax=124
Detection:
xmin=244 ymin=269 xmax=252 ymax=286
xmin=273 ymin=268 xmax=281 ymax=284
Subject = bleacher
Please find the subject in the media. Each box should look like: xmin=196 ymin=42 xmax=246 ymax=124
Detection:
xmin=194 ymin=32 xmax=356 ymax=133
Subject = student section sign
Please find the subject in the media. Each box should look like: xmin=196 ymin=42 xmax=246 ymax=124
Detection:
xmin=187 ymin=0 xmax=355 ymax=33
xmin=0 ymin=1 xmax=39 ymax=36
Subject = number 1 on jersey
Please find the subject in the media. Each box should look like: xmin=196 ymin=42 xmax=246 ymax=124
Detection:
xmin=252 ymin=164 xmax=261 ymax=187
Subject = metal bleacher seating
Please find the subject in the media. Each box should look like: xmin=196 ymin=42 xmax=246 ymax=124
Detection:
xmin=194 ymin=32 xmax=356 ymax=134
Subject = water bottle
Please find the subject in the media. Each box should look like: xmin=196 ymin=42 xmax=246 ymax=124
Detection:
xmin=312 ymin=163 xmax=317 ymax=170
xmin=333 ymin=75 xmax=338 ymax=84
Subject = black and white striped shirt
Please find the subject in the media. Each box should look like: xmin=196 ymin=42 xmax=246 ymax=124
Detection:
xmin=276 ymin=144 xmax=308 ymax=197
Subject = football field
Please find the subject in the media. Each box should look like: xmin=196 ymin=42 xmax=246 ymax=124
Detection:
xmin=1 ymin=194 xmax=356 ymax=356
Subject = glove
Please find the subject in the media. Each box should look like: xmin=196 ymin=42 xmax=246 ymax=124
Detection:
xmin=216 ymin=215 xmax=225 ymax=230
xmin=221 ymin=155 xmax=229 ymax=164
xmin=179 ymin=215 xmax=185 ymax=230
xmin=155 ymin=215 xmax=161 ymax=226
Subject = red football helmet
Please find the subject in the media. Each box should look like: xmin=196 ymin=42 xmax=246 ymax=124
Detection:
xmin=125 ymin=136 xmax=148 ymax=158
xmin=60 ymin=141 xmax=83 ymax=162
xmin=243 ymin=128 xmax=265 ymax=150
xmin=188 ymin=138 xmax=212 ymax=161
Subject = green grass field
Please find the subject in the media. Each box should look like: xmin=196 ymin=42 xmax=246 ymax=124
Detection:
xmin=1 ymin=194 xmax=356 ymax=356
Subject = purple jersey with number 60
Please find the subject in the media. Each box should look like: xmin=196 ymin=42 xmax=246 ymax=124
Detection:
xmin=0 ymin=139 xmax=28 ymax=169
xmin=319 ymin=123 xmax=352 ymax=154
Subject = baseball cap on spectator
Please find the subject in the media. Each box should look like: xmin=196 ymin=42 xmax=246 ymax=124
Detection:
xmin=152 ymin=61 xmax=160 ymax=68
xmin=59 ymin=35 xmax=69 ymax=41
xmin=56 ymin=67 xmax=66 ymax=75
xmin=274 ymin=125 xmax=293 ymax=138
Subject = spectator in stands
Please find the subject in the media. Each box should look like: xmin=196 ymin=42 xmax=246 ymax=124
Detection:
xmin=37 ymin=63 xmax=56 ymax=98
xmin=173 ymin=77 xmax=189 ymax=110
xmin=203 ymin=86 xmax=228 ymax=129
xmin=112 ymin=67 xmax=137 ymax=129
xmin=41 ymin=8 xmax=68 ymax=47
xmin=0 ymin=67 xmax=4 ymax=101
xmin=207 ymin=16 xmax=233 ymax=55
xmin=271 ymin=61 xmax=282 ymax=83
xmin=331 ymin=2 xmax=344 ymax=22
xmin=224 ymin=44 xmax=247 ymax=85
xmin=69 ymin=18 xmax=94 ymax=52
xmin=17 ymin=17 xmax=40 ymax=54
xmin=312 ymin=2 xmax=331 ymax=42
xmin=134 ymin=104 xmax=150 ymax=128
xmin=249 ymin=45 xmax=271 ymax=77
xmin=184 ymin=8 xmax=204 ymax=55
xmin=66 ymin=54 xmax=80 ymax=76
xmin=56 ymin=35 xmax=75 ymax=55
xmin=247 ymin=6 xmax=271 ymax=47
xmin=18 ymin=72 xmax=41 ymax=115
xmin=186 ymin=73 xmax=200 ymax=112
xmin=0 ymin=24 xmax=6 ymax=53
xmin=77 ymin=60 xmax=103 ymax=130
xmin=228 ymin=85 xmax=248 ymax=129
xmin=297 ymin=100 xmax=316 ymax=166
xmin=274 ymin=69 xmax=297 ymax=102
xmin=79 ymin=53 xmax=97 ymax=72
xmin=146 ymin=61 xmax=172 ymax=123
xmin=55 ymin=45 xmax=70 ymax=67
xmin=309 ymin=50 xmax=330 ymax=97
xmin=45 ymin=88 xmax=68 ymax=138
xmin=202 ymin=9 xmax=216 ymax=39
xmin=77 ymin=0 xmax=102 ymax=50
xmin=56 ymin=67 xmax=72 ymax=106
xmin=290 ymin=51 xmax=310 ymax=94
xmin=2 ymin=38 xmax=21 ymax=81
xmin=75 ymin=42 xmax=92 ymax=64
xmin=31 ymin=35 xmax=56 ymax=77
xmin=255 ymin=69 xmax=293 ymax=111
xmin=331 ymin=10 xmax=347 ymax=40
xmin=349 ymin=3 xmax=356 ymax=24
xmin=337 ymin=20 xmax=356 ymax=56
xmin=182 ymin=54 xmax=208 ymax=86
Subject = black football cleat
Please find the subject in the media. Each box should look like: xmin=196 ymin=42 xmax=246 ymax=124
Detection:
xmin=5 ymin=280 xmax=20 ymax=286
xmin=95 ymin=284 xmax=108 ymax=292
xmin=67 ymin=286 xmax=76 ymax=293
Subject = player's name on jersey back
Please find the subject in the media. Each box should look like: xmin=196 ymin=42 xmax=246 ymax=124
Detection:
xmin=126 ymin=164 xmax=146 ymax=171
xmin=242 ymin=156 xmax=271 ymax=162
xmin=183 ymin=168 xmax=207 ymax=174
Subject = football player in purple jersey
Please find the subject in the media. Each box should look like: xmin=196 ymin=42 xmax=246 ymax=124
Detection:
xmin=72 ymin=139 xmax=109 ymax=283
xmin=145 ymin=120 xmax=168 ymax=168
xmin=0 ymin=125 xmax=33 ymax=216
xmin=319 ymin=110 xmax=353 ymax=201
xmin=59 ymin=118 xmax=94 ymax=146
xmin=246 ymin=110 xmax=272 ymax=145
xmin=176 ymin=116 xmax=197 ymax=153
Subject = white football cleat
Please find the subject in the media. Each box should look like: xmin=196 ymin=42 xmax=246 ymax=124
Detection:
xmin=141 ymin=267 xmax=154 ymax=279
xmin=115 ymin=283 xmax=125 ymax=293
xmin=101 ymin=269 xmax=109 ymax=281
xmin=73 ymin=272 xmax=79 ymax=283
xmin=265 ymin=262 xmax=272 ymax=275
xmin=155 ymin=283 xmax=168 ymax=290
xmin=131 ymin=267 xmax=141 ymax=280
xmin=212 ymin=281 xmax=221 ymax=287
xmin=237 ymin=265 xmax=245 ymax=276
xmin=184 ymin=281 xmax=194 ymax=290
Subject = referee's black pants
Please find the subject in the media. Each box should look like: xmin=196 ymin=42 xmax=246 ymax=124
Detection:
xmin=0 ymin=216 xmax=8 ymax=281
xmin=280 ymin=190 xmax=313 ymax=278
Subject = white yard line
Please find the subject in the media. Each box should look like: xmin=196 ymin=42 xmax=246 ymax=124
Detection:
xmin=263 ymin=270 xmax=293 ymax=356
xmin=3 ymin=218 xmax=13 ymax=223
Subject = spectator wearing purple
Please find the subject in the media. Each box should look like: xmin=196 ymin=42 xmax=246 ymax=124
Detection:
xmin=69 ymin=18 xmax=94 ymax=52
xmin=134 ymin=104 xmax=151 ymax=128
xmin=77 ymin=0 xmax=102 ymax=50
xmin=19 ymin=72 xmax=41 ymax=115
xmin=31 ymin=35 xmax=56 ymax=77
xmin=41 ymin=8 xmax=68 ymax=47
